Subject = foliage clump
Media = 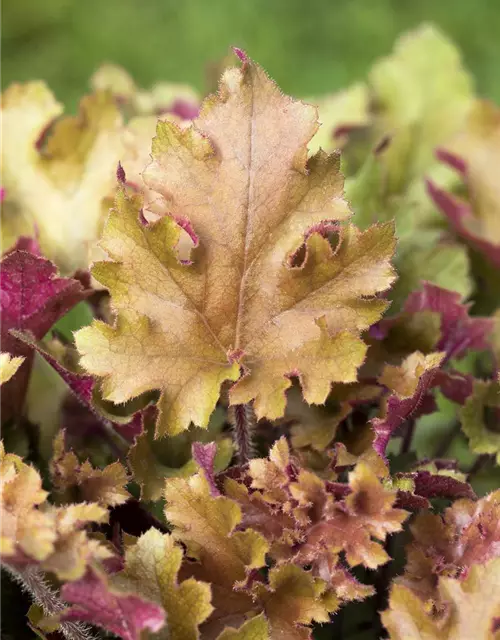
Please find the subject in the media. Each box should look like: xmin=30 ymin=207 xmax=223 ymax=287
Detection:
xmin=2 ymin=26 xmax=500 ymax=640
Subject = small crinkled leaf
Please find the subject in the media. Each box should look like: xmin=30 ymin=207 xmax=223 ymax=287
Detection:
xmin=338 ymin=460 xmax=409 ymax=567
xmin=399 ymin=490 xmax=500 ymax=606
xmin=1 ymin=250 xmax=90 ymax=421
xmin=372 ymin=351 xmax=445 ymax=458
xmin=61 ymin=567 xmax=165 ymax=640
xmin=112 ymin=528 xmax=212 ymax=640
xmin=395 ymin=466 xmax=476 ymax=511
xmin=0 ymin=441 xmax=51 ymax=558
xmin=246 ymin=439 xmax=407 ymax=573
xmin=411 ymin=469 xmax=476 ymax=501
xmin=0 ymin=443 xmax=110 ymax=580
xmin=254 ymin=564 xmax=338 ymax=640
xmin=216 ymin=614 xmax=269 ymax=640
xmin=461 ymin=380 xmax=500 ymax=463
xmin=76 ymin=55 xmax=396 ymax=437
xmin=164 ymin=471 xmax=269 ymax=589
xmin=37 ymin=502 xmax=111 ymax=581
xmin=371 ymin=282 xmax=491 ymax=404
xmin=383 ymin=557 xmax=500 ymax=640
xmin=0 ymin=352 xmax=25 ymax=385
xmin=1 ymin=83 xmax=125 ymax=271
xmin=50 ymin=431 xmax=130 ymax=507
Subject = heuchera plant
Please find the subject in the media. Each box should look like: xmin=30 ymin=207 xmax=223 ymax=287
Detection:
xmin=2 ymin=25 xmax=500 ymax=640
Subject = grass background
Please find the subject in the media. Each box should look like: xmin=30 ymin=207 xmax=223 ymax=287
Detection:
xmin=3 ymin=0 xmax=500 ymax=110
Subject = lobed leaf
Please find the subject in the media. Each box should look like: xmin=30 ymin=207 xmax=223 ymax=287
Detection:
xmin=164 ymin=472 xmax=269 ymax=589
xmin=113 ymin=528 xmax=213 ymax=640
xmin=50 ymin=431 xmax=130 ymax=507
xmin=76 ymin=54 xmax=396 ymax=437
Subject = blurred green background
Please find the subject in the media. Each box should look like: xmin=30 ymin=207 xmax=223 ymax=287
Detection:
xmin=3 ymin=0 xmax=500 ymax=109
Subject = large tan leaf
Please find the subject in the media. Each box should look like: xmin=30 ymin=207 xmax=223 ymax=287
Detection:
xmin=76 ymin=55 xmax=396 ymax=436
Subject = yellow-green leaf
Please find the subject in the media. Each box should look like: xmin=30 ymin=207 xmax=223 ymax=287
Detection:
xmin=461 ymin=379 xmax=500 ymax=464
xmin=1 ymin=83 xmax=124 ymax=270
xmin=113 ymin=528 xmax=212 ymax=640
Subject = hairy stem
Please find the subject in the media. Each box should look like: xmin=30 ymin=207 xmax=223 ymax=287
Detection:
xmin=2 ymin=563 xmax=96 ymax=640
xmin=228 ymin=403 xmax=256 ymax=464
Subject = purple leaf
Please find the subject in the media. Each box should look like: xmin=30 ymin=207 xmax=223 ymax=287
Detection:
xmin=116 ymin=161 xmax=126 ymax=184
xmin=395 ymin=491 xmax=430 ymax=511
xmin=402 ymin=282 xmax=493 ymax=362
xmin=1 ymin=251 xmax=90 ymax=420
xmin=412 ymin=470 xmax=476 ymax=500
xmin=61 ymin=568 xmax=165 ymax=640
xmin=427 ymin=178 xmax=500 ymax=268
xmin=433 ymin=369 xmax=474 ymax=404
xmin=13 ymin=334 xmax=142 ymax=444
xmin=168 ymin=98 xmax=199 ymax=120
xmin=372 ymin=375 xmax=439 ymax=459
xmin=1 ymin=251 xmax=90 ymax=339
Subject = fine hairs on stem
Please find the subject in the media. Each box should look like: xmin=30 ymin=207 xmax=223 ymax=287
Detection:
xmin=228 ymin=403 xmax=256 ymax=464
xmin=2 ymin=563 xmax=96 ymax=640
